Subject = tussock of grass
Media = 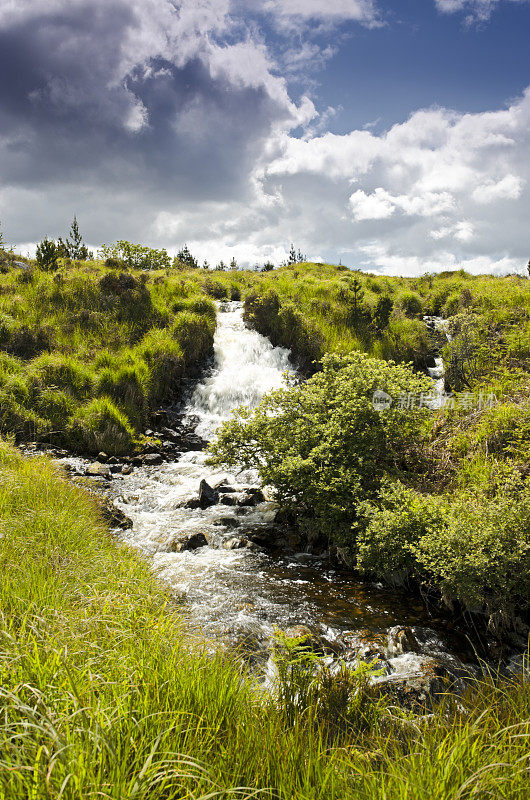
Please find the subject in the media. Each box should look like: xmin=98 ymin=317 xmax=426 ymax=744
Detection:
xmin=1 ymin=440 xmax=529 ymax=799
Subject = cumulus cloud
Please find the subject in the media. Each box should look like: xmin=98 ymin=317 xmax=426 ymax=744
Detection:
xmin=435 ymin=0 xmax=530 ymax=23
xmin=1 ymin=0 xmax=529 ymax=276
xmin=262 ymin=0 xmax=380 ymax=26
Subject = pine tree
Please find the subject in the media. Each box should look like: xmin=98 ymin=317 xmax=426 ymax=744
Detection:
xmin=36 ymin=237 xmax=59 ymax=271
xmin=230 ymin=257 xmax=237 ymax=270
xmin=0 ymin=221 xmax=4 ymax=248
xmin=176 ymin=245 xmax=198 ymax=269
xmin=287 ymin=243 xmax=297 ymax=265
xmin=66 ymin=215 xmax=89 ymax=261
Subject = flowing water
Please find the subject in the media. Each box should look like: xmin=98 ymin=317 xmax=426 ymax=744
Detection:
xmin=59 ymin=304 xmax=478 ymax=678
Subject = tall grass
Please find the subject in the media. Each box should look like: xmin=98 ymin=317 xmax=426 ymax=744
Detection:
xmin=0 ymin=440 xmax=529 ymax=799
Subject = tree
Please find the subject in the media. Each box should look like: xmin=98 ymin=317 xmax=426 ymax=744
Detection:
xmin=527 ymin=259 xmax=530 ymax=278
xmin=351 ymin=277 xmax=364 ymax=310
xmin=229 ymin=256 xmax=238 ymax=270
xmin=64 ymin=215 xmax=89 ymax=260
xmin=374 ymin=295 xmax=393 ymax=333
xmin=175 ymin=245 xmax=198 ymax=269
xmin=262 ymin=261 xmax=275 ymax=272
xmin=0 ymin=220 xmax=4 ymax=249
xmin=36 ymin=237 xmax=59 ymax=271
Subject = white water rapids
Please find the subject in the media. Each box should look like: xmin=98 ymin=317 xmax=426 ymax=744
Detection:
xmin=64 ymin=303 xmax=476 ymax=674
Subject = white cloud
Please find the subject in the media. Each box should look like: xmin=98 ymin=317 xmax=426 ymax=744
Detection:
xmin=262 ymin=0 xmax=380 ymax=26
xmin=472 ymin=174 xmax=524 ymax=203
xmin=349 ymin=188 xmax=455 ymax=220
xmin=434 ymin=0 xmax=529 ymax=23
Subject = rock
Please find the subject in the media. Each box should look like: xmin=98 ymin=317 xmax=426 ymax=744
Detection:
xmin=387 ymin=626 xmax=422 ymax=657
xmin=223 ymin=537 xmax=249 ymax=550
xmin=218 ymin=486 xmax=237 ymax=494
xmin=285 ymin=624 xmax=314 ymax=640
xmin=199 ymin=479 xmax=218 ymax=509
xmin=100 ymin=501 xmax=133 ymax=530
xmin=184 ymin=497 xmax=202 ymax=510
xmin=373 ymin=659 xmax=449 ymax=709
xmin=86 ymin=462 xmax=111 ymax=478
xmin=143 ymin=453 xmax=163 ymax=466
xmin=218 ymin=517 xmax=240 ymax=529
xmin=170 ymin=532 xmax=208 ymax=552
xmin=97 ymin=452 xmax=108 ymax=462
xmin=145 ymin=429 xmax=154 ymax=437
xmin=122 ymin=464 xmax=134 ymax=475
xmin=237 ymin=490 xmax=265 ymax=507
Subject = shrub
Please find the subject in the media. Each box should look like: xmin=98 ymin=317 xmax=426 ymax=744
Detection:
xmin=203 ymin=278 xmax=228 ymax=299
xmin=356 ymin=480 xmax=445 ymax=582
xmin=209 ymin=351 xmax=432 ymax=543
xmin=397 ymin=291 xmax=424 ymax=318
xmin=69 ymin=397 xmax=135 ymax=456
xmin=35 ymin=237 xmax=59 ymax=271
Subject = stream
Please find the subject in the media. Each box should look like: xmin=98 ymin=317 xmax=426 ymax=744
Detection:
xmin=59 ymin=303 xmax=484 ymax=689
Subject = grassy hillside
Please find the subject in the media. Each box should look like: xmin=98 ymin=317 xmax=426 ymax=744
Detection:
xmin=0 ymin=261 xmax=216 ymax=454
xmin=241 ymin=263 xmax=529 ymax=375
xmin=1 ymin=440 xmax=529 ymax=800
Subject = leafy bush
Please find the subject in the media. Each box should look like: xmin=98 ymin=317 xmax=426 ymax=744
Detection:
xmin=397 ymin=291 xmax=424 ymax=318
xmin=209 ymin=352 xmax=431 ymax=542
xmin=356 ymin=480 xmax=445 ymax=581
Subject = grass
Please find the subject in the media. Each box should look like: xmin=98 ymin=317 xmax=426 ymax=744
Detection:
xmin=0 ymin=261 xmax=217 ymax=453
xmin=1 ymin=440 xmax=529 ymax=799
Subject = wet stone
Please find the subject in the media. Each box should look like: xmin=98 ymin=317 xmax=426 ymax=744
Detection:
xmin=86 ymin=462 xmax=111 ymax=478
xmin=100 ymin=501 xmax=133 ymax=530
xmin=142 ymin=453 xmax=163 ymax=466
xmin=170 ymin=532 xmax=208 ymax=552
xmin=199 ymin=479 xmax=219 ymax=509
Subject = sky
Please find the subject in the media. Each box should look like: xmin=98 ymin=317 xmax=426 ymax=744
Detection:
xmin=1 ymin=0 xmax=530 ymax=275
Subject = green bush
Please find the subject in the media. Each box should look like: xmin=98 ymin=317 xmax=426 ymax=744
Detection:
xmin=209 ymin=351 xmax=431 ymax=543
xmin=69 ymin=396 xmax=135 ymax=456
xmin=397 ymin=291 xmax=424 ymax=318
xmin=356 ymin=480 xmax=445 ymax=581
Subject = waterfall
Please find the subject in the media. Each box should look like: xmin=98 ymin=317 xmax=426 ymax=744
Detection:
xmin=186 ymin=303 xmax=291 ymax=440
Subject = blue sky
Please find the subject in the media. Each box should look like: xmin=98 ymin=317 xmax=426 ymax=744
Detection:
xmin=0 ymin=0 xmax=529 ymax=274
xmin=315 ymin=1 xmax=530 ymax=131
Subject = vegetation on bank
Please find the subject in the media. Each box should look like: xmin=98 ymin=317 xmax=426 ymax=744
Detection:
xmin=210 ymin=264 xmax=530 ymax=632
xmin=1 ymin=441 xmax=529 ymax=800
xmin=0 ymin=259 xmax=216 ymax=454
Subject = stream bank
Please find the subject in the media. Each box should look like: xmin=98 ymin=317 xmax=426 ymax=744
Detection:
xmin=39 ymin=302 xmax=524 ymax=701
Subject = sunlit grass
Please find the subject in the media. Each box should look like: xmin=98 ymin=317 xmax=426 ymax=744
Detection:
xmin=1 ymin=440 xmax=529 ymax=799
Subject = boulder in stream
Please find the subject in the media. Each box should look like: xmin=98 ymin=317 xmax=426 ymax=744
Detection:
xmin=86 ymin=462 xmax=111 ymax=478
xmin=199 ymin=479 xmax=219 ymax=508
xmin=100 ymin=501 xmax=133 ymax=530
xmin=170 ymin=532 xmax=208 ymax=552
